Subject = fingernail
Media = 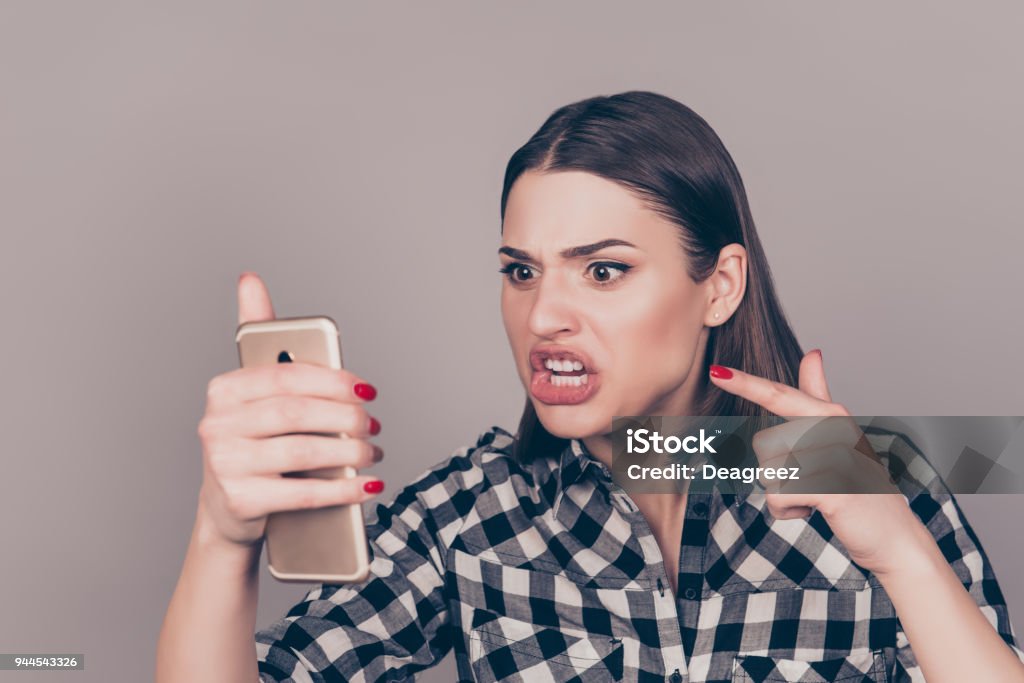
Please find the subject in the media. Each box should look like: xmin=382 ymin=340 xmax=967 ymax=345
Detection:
xmin=709 ymin=365 xmax=733 ymax=380
xmin=239 ymin=271 xmax=256 ymax=282
xmin=368 ymin=416 xmax=381 ymax=435
xmin=353 ymin=383 xmax=377 ymax=401
xmin=363 ymin=480 xmax=384 ymax=494
xmin=815 ymin=349 xmax=823 ymax=361
xmin=372 ymin=446 xmax=384 ymax=463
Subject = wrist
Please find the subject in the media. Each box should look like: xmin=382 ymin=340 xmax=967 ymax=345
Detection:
xmin=193 ymin=497 xmax=263 ymax=570
xmin=871 ymin=508 xmax=944 ymax=584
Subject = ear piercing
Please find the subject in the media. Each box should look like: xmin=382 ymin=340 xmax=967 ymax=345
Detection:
xmin=713 ymin=313 xmax=720 ymax=319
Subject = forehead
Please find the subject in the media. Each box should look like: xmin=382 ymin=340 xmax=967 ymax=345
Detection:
xmin=502 ymin=170 xmax=671 ymax=247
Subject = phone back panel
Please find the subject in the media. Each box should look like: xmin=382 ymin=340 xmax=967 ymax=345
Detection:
xmin=235 ymin=316 xmax=370 ymax=583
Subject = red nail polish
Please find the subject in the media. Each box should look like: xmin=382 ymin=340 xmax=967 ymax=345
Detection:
xmin=354 ymin=383 xmax=377 ymax=401
xmin=709 ymin=365 xmax=733 ymax=380
xmin=368 ymin=416 xmax=381 ymax=435
xmin=363 ymin=480 xmax=384 ymax=494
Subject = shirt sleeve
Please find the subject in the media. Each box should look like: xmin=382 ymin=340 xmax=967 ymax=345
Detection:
xmin=254 ymin=445 xmax=480 ymax=682
xmin=886 ymin=436 xmax=1024 ymax=681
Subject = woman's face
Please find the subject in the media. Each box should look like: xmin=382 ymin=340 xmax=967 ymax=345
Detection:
xmin=500 ymin=170 xmax=718 ymax=440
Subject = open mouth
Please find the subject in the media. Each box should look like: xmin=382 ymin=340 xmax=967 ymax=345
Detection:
xmin=528 ymin=347 xmax=599 ymax=404
xmin=539 ymin=357 xmax=590 ymax=387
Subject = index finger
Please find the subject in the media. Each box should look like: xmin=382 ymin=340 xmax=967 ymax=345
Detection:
xmin=208 ymin=362 xmax=375 ymax=410
xmin=708 ymin=364 xmax=841 ymax=418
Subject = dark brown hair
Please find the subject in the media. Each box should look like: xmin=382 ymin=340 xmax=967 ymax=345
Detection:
xmin=500 ymin=91 xmax=805 ymax=463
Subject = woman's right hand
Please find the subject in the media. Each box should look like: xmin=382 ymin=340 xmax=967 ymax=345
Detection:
xmin=195 ymin=272 xmax=385 ymax=549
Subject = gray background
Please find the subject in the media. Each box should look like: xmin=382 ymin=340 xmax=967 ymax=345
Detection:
xmin=0 ymin=2 xmax=1021 ymax=681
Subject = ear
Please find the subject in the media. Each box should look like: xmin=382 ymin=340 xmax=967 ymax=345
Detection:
xmin=703 ymin=243 xmax=747 ymax=327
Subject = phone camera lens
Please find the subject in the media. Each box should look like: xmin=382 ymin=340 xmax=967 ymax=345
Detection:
xmin=277 ymin=351 xmax=294 ymax=363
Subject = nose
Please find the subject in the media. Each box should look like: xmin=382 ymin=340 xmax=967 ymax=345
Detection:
xmin=526 ymin=269 xmax=579 ymax=338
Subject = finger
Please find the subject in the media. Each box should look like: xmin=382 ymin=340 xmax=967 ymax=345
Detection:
xmin=214 ymin=435 xmax=383 ymax=477
xmin=761 ymin=443 xmax=856 ymax=494
xmin=238 ymin=475 xmax=386 ymax=517
xmin=798 ymin=349 xmax=832 ymax=402
xmin=751 ymin=415 xmax=862 ymax=464
xmin=207 ymin=362 xmax=376 ymax=410
xmin=259 ymin=435 xmax=382 ymax=474
xmin=764 ymin=491 xmax=820 ymax=517
xmin=708 ymin=364 xmax=839 ymax=418
xmin=221 ymin=396 xmax=378 ymax=439
xmin=766 ymin=503 xmax=814 ymax=520
xmin=238 ymin=272 xmax=276 ymax=325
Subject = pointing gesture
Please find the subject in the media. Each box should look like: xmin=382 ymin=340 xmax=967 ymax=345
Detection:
xmin=708 ymin=350 xmax=916 ymax=576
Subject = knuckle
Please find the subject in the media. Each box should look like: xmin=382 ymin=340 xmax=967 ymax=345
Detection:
xmin=825 ymin=402 xmax=849 ymax=416
xmin=205 ymin=376 xmax=230 ymax=403
xmin=221 ymin=486 xmax=250 ymax=519
xmin=285 ymin=439 xmax=317 ymax=470
xmin=750 ymin=430 xmax=768 ymax=453
xmin=277 ymin=396 xmax=308 ymax=426
xmin=294 ymin=485 xmax=320 ymax=510
xmin=197 ymin=416 xmax=218 ymax=441
xmin=206 ymin=448 xmax=231 ymax=476
xmin=271 ymin=365 xmax=299 ymax=395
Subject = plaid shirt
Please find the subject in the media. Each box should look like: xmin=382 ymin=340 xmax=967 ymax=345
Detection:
xmin=255 ymin=425 xmax=1023 ymax=682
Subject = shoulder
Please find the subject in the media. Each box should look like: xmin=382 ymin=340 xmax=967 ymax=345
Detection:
xmin=860 ymin=422 xmax=985 ymax=551
xmin=860 ymin=422 xmax=946 ymax=501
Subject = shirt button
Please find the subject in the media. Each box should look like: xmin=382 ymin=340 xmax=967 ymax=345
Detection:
xmin=692 ymin=502 xmax=708 ymax=516
xmin=669 ymin=670 xmax=683 ymax=683
xmin=683 ymin=587 xmax=698 ymax=600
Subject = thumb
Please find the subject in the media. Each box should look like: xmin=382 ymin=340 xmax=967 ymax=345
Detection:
xmin=237 ymin=272 xmax=277 ymax=325
xmin=798 ymin=349 xmax=832 ymax=402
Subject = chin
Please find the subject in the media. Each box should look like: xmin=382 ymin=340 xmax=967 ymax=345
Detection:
xmin=532 ymin=402 xmax=610 ymax=440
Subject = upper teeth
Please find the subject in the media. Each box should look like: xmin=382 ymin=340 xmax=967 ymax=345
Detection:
xmin=544 ymin=358 xmax=584 ymax=372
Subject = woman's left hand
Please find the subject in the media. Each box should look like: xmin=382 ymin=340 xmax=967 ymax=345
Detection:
xmin=708 ymin=350 xmax=931 ymax=577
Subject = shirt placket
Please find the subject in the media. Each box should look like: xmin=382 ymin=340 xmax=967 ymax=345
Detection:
xmin=600 ymin=468 xmax=689 ymax=682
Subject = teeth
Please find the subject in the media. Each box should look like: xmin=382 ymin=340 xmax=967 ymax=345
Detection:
xmin=549 ymin=373 xmax=588 ymax=387
xmin=541 ymin=357 xmax=587 ymax=373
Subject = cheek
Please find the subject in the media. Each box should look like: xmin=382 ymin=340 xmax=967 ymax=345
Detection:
xmin=599 ymin=286 xmax=701 ymax=382
xmin=501 ymin=290 xmax=531 ymax=353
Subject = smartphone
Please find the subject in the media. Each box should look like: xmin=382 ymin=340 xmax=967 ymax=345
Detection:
xmin=235 ymin=315 xmax=370 ymax=584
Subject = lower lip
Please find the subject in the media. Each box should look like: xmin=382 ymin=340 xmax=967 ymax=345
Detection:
xmin=529 ymin=370 xmax=600 ymax=405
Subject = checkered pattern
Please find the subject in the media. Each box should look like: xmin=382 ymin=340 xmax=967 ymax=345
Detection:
xmin=255 ymin=425 xmax=1023 ymax=682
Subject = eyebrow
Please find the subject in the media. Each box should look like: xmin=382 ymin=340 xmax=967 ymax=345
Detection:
xmin=498 ymin=239 xmax=637 ymax=261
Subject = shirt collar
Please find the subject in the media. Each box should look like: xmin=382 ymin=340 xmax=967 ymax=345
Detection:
xmin=558 ymin=438 xmax=612 ymax=488
xmin=552 ymin=437 xmax=760 ymax=509
xmin=550 ymin=438 xmax=609 ymax=520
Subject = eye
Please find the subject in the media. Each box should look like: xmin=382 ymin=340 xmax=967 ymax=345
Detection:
xmin=586 ymin=261 xmax=631 ymax=285
xmin=498 ymin=262 xmax=537 ymax=284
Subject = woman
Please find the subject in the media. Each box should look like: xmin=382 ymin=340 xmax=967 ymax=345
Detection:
xmin=157 ymin=92 xmax=1024 ymax=682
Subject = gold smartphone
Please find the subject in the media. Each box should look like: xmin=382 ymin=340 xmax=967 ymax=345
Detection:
xmin=235 ymin=315 xmax=370 ymax=584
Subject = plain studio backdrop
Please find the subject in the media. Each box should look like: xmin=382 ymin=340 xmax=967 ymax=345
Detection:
xmin=1 ymin=3 xmax=1021 ymax=681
